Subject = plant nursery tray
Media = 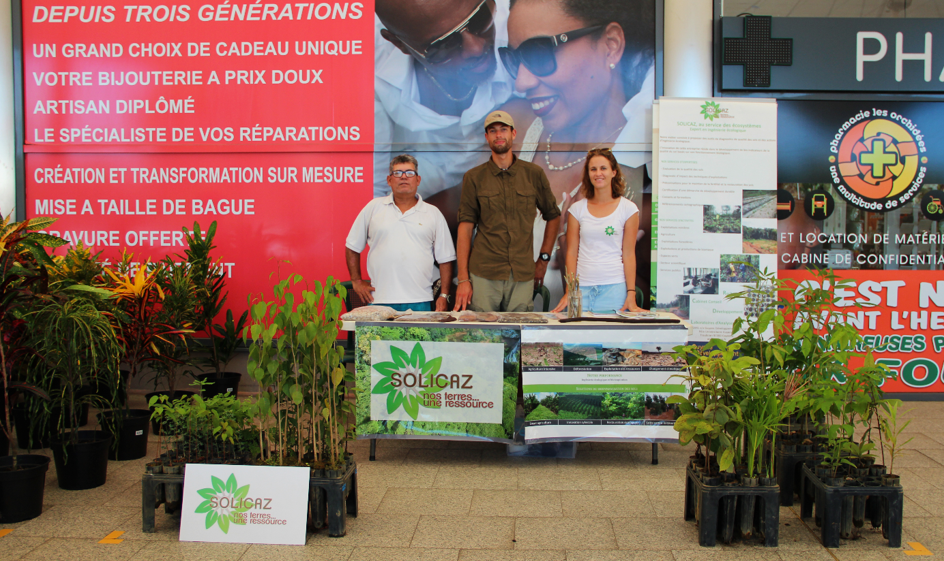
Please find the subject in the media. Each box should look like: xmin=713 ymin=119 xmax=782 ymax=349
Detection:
xmin=775 ymin=448 xmax=821 ymax=506
xmin=141 ymin=461 xmax=358 ymax=537
xmin=684 ymin=465 xmax=780 ymax=547
xmin=798 ymin=464 xmax=902 ymax=548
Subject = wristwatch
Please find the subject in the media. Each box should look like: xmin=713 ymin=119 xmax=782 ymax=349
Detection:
xmin=438 ymin=294 xmax=452 ymax=304
xmin=539 ymin=252 xmax=551 ymax=262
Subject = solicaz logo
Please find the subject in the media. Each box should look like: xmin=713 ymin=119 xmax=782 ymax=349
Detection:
xmin=700 ymin=101 xmax=731 ymax=121
xmin=194 ymin=474 xmax=284 ymax=533
xmin=828 ymin=109 xmax=929 ymax=212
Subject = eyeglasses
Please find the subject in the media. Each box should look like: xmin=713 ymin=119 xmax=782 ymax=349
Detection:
xmin=401 ymin=0 xmax=494 ymax=65
xmin=390 ymin=170 xmax=418 ymax=178
xmin=499 ymin=25 xmax=604 ymax=79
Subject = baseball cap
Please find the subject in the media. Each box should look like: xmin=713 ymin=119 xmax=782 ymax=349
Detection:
xmin=484 ymin=110 xmax=515 ymax=130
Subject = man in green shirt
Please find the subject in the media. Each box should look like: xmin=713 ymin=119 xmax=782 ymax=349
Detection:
xmin=454 ymin=110 xmax=561 ymax=312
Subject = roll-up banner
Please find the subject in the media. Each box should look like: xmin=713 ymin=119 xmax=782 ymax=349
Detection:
xmin=19 ymin=0 xmax=659 ymax=310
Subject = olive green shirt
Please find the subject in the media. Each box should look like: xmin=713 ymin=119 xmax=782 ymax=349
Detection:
xmin=458 ymin=156 xmax=561 ymax=282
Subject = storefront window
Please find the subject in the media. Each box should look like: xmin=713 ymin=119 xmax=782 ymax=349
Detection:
xmin=723 ymin=1 xmax=944 ymax=18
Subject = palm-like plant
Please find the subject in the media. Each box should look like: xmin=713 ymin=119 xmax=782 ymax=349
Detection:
xmin=0 ymin=216 xmax=65 ymax=463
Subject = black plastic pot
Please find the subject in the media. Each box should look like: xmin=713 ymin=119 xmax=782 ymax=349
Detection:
xmin=13 ymin=406 xmax=53 ymax=450
xmin=0 ymin=454 xmax=50 ymax=522
xmin=194 ymin=372 xmax=242 ymax=399
xmin=52 ymin=430 xmax=112 ymax=490
xmin=145 ymin=391 xmax=196 ymax=435
xmin=98 ymin=409 xmax=150 ymax=461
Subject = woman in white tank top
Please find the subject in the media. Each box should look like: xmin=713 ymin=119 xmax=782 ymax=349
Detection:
xmin=552 ymin=148 xmax=642 ymax=314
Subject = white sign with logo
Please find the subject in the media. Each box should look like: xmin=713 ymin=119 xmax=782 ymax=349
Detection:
xmin=180 ymin=464 xmax=310 ymax=545
xmin=370 ymin=340 xmax=504 ymax=424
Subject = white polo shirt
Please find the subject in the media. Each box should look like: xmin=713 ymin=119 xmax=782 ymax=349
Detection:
xmin=346 ymin=195 xmax=457 ymax=304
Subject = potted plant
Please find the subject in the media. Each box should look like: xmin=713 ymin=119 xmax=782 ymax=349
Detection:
xmin=879 ymin=399 xmax=911 ymax=487
xmin=182 ymin=222 xmax=248 ymax=398
xmin=105 ymin=252 xmax=193 ymax=437
xmin=24 ymin=286 xmax=122 ymax=490
xmin=0 ymin=216 xmax=63 ymax=521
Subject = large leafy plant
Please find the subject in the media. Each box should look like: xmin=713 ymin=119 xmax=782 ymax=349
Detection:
xmin=243 ymin=270 xmax=353 ymax=470
xmin=0 ymin=216 xmax=65 ymax=463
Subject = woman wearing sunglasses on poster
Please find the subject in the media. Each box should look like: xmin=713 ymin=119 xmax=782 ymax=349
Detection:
xmin=497 ymin=0 xmax=654 ymax=307
xmin=552 ymin=149 xmax=642 ymax=314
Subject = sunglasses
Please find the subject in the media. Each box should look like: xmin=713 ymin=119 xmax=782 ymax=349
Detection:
xmin=402 ymin=0 xmax=495 ymax=65
xmin=499 ymin=25 xmax=604 ymax=79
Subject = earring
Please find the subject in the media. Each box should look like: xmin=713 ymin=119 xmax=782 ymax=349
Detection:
xmin=609 ymin=63 xmax=615 ymax=69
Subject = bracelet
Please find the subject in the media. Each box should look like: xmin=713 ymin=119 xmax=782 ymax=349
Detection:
xmin=457 ymin=279 xmax=471 ymax=285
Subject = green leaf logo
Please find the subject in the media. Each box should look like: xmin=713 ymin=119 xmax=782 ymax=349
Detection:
xmin=194 ymin=473 xmax=250 ymax=534
xmin=604 ymin=226 xmax=616 ymax=236
xmin=701 ymin=101 xmax=722 ymax=121
xmin=372 ymin=342 xmax=443 ymax=420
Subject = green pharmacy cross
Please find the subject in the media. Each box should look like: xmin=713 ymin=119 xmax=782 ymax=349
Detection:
xmin=723 ymin=15 xmax=793 ymax=88
xmin=860 ymin=139 xmax=898 ymax=178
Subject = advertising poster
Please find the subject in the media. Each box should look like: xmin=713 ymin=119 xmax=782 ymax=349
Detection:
xmin=520 ymin=325 xmax=687 ymax=443
xmin=777 ymin=100 xmax=944 ymax=394
xmin=20 ymin=0 xmax=659 ymax=313
xmin=653 ymin=98 xmax=778 ymax=341
xmin=355 ymin=324 xmax=519 ymax=442
xmin=179 ymin=464 xmax=310 ymax=545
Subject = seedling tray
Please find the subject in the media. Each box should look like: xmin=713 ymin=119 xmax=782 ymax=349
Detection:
xmin=775 ymin=449 xmax=821 ymax=506
xmin=798 ymin=464 xmax=902 ymax=548
xmin=684 ymin=465 xmax=780 ymax=547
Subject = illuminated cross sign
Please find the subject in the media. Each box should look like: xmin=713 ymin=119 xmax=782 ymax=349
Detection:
xmin=860 ymin=139 xmax=898 ymax=178
xmin=723 ymin=16 xmax=793 ymax=87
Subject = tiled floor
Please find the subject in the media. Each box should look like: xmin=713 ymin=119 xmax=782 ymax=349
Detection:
xmin=2 ymin=398 xmax=942 ymax=560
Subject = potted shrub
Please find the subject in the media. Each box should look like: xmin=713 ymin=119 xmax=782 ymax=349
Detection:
xmin=105 ymin=252 xmax=192 ymax=438
xmin=24 ymin=287 xmax=122 ymax=490
xmin=183 ymin=222 xmax=248 ymax=398
xmin=0 ymin=216 xmax=63 ymax=521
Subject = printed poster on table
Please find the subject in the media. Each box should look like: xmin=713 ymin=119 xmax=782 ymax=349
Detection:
xmin=652 ymin=98 xmax=778 ymax=341
xmin=180 ymin=464 xmax=310 ymax=545
xmin=521 ymin=326 xmax=688 ymax=443
xmin=355 ymin=324 xmax=518 ymax=442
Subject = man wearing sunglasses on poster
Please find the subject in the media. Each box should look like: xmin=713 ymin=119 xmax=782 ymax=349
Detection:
xmin=374 ymin=0 xmax=514 ymax=200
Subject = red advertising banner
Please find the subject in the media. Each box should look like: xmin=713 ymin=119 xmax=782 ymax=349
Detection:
xmin=23 ymin=0 xmax=373 ymax=150
xmin=780 ymin=269 xmax=944 ymax=394
xmin=26 ymin=151 xmax=370 ymax=304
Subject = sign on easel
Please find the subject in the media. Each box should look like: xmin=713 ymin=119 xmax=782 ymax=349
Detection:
xmin=180 ymin=464 xmax=310 ymax=545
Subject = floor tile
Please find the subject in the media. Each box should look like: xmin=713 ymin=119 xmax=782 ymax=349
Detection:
xmin=433 ymin=466 xmax=519 ymax=490
xmin=611 ymin=517 xmax=699 ymax=550
xmin=469 ymin=490 xmax=562 ymax=517
xmin=349 ymin=547 xmax=458 ymax=561
xmin=513 ymin=517 xmax=617 ymax=550
xmin=307 ymin=514 xmax=419 ymax=548
xmin=460 ymin=550 xmax=566 ymax=561
xmin=127 ymin=540 xmax=249 ymax=560
xmin=355 ymin=464 xmax=440 ymax=489
xmin=410 ymin=516 xmax=514 ymax=549
xmin=11 ymin=506 xmax=138 ymax=539
xmin=376 ymin=488 xmax=473 ymax=516
xmin=567 ymin=552 xmax=674 ymax=561
xmin=560 ymin=490 xmax=655 ymax=518
xmin=19 ymin=538 xmax=148 ymax=561
xmin=240 ymin=543 xmax=352 ymax=561
xmin=516 ymin=466 xmax=602 ymax=491
xmin=0 ymin=536 xmax=47 ymax=561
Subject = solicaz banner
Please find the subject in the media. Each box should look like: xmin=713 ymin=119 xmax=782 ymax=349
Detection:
xmin=179 ymin=464 xmax=310 ymax=545
xmin=355 ymin=323 xmax=518 ymax=442
xmin=520 ymin=325 xmax=688 ymax=443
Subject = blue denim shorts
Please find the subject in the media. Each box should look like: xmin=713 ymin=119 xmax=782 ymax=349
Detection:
xmin=580 ymin=282 xmax=628 ymax=313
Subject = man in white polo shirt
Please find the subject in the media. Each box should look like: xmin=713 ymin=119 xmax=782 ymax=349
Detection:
xmin=345 ymin=154 xmax=457 ymax=312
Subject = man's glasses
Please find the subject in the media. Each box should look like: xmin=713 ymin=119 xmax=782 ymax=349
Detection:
xmin=402 ymin=0 xmax=494 ymax=65
xmin=390 ymin=170 xmax=418 ymax=178
xmin=499 ymin=25 xmax=603 ymax=79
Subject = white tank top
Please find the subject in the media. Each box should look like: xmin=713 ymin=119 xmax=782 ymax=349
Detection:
xmin=569 ymin=198 xmax=639 ymax=286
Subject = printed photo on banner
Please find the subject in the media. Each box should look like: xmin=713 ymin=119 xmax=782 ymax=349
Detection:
xmin=373 ymin=0 xmax=657 ymax=305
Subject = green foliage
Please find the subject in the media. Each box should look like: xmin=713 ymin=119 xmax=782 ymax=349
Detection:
xmin=149 ymin=392 xmax=259 ymax=462
xmin=526 ymin=405 xmax=558 ymax=421
xmin=601 ymin=392 xmax=645 ymax=420
xmin=243 ymin=269 xmax=352 ymax=469
xmin=880 ymin=399 xmax=913 ymax=476
xmin=703 ymin=205 xmax=741 ymax=234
